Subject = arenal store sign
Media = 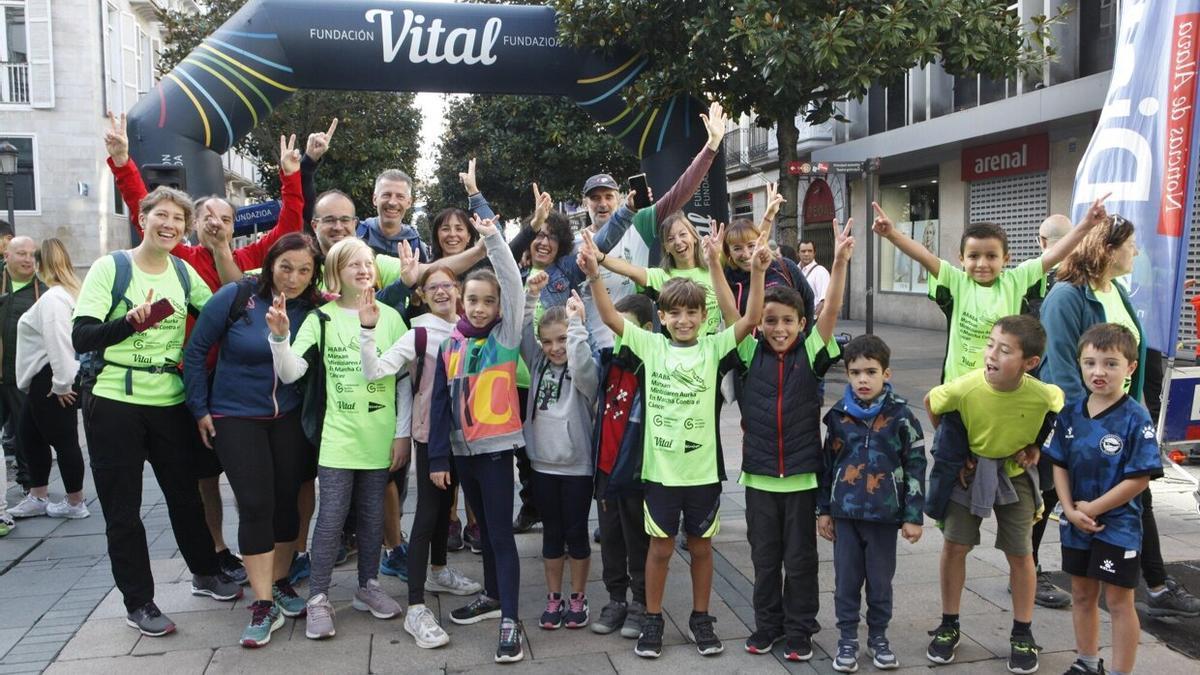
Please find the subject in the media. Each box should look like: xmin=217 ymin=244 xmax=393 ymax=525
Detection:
xmin=961 ymin=134 xmax=1049 ymax=182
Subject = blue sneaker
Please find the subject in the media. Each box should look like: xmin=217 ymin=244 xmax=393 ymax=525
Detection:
xmin=273 ymin=580 xmax=307 ymax=617
xmin=240 ymin=600 xmax=283 ymax=648
xmin=380 ymin=544 xmax=409 ymax=580
xmin=288 ymin=552 xmax=311 ymax=585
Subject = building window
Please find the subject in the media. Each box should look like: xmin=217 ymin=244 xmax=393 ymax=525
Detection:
xmin=878 ymin=176 xmax=939 ymax=295
xmin=0 ymin=135 xmax=37 ymax=212
xmin=0 ymin=1 xmax=28 ymax=105
xmin=731 ymin=192 xmax=754 ymax=221
xmin=1080 ymin=0 xmax=1118 ymax=77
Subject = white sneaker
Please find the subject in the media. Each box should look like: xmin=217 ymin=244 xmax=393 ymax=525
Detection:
xmin=46 ymin=500 xmax=90 ymax=519
xmin=9 ymin=495 xmax=48 ymax=518
xmin=425 ymin=566 xmax=483 ymax=596
xmin=404 ymin=604 xmax=450 ymax=649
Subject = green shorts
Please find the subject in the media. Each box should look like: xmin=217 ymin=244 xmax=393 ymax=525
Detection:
xmin=942 ymin=471 xmax=1036 ymax=556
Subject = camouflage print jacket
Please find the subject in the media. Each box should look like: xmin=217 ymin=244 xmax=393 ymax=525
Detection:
xmin=818 ymin=385 xmax=927 ymax=525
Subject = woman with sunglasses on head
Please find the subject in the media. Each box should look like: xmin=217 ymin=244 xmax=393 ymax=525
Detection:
xmin=10 ymin=239 xmax=86 ymax=521
xmin=183 ymin=233 xmax=323 ymax=648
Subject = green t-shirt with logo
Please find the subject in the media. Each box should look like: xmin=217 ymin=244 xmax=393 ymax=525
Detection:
xmin=73 ymin=254 xmax=213 ymax=406
xmin=621 ymin=319 xmax=736 ymax=486
xmin=928 ymin=256 xmax=1045 ymax=382
xmin=643 ymin=266 xmax=722 ymax=336
xmin=292 ymin=302 xmax=406 ymax=470
xmin=1093 ymin=282 xmax=1139 ymax=392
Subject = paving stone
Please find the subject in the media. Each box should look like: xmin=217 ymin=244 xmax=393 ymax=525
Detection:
xmin=0 ymin=594 xmax=61 ymax=629
xmin=207 ymin=634 xmax=369 ymax=674
xmin=20 ymin=534 xmax=109 ymax=562
xmin=54 ymin=617 xmax=139 ymax=661
xmin=0 ymin=628 xmax=26 ymax=656
xmin=0 ymin=566 xmax=87 ymax=598
xmin=606 ymin=642 xmax=791 ymax=673
xmin=0 ymin=660 xmax=50 ymax=674
xmin=130 ymin=607 xmax=258 ymax=656
xmin=43 ymin=647 xmax=212 ymax=674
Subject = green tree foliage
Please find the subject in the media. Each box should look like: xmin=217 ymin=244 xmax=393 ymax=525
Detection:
xmin=428 ymin=94 xmax=640 ymax=220
xmin=550 ymin=0 xmax=1065 ymax=245
xmin=156 ymin=0 xmax=422 ymax=215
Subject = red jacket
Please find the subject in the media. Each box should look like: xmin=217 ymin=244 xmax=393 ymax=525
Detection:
xmin=108 ymin=157 xmax=304 ymax=291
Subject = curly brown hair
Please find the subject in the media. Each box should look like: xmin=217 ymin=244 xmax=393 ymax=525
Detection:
xmin=1054 ymin=215 xmax=1135 ymax=287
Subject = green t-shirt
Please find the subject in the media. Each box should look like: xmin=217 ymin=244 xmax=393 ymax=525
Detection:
xmin=739 ymin=472 xmax=818 ymax=492
xmin=928 ymin=369 xmax=1064 ymax=476
xmin=928 ymin=257 xmax=1045 ymax=382
xmin=10 ymin=277 xmax=30 ymax=293
xmin=1093 ymin=282 xmax=1139 ymax=393
xmin=312 ymin=253 xmax=403 ymax=292
xmin=73 ymin=254 xmax=212 ymax=406
xmin=644 ymin=266 xmax=722 ymax=335
xmin=621 ymin=319 xmax=736 ymax=486
xmin=292 ymin=302 xmax=406 ymax=469
xmin=736 ymin=327 xmax=840 ymax=369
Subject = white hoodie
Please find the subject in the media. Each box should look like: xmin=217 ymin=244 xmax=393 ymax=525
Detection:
xmin=15 ymin=285 xmax=78 ymax=394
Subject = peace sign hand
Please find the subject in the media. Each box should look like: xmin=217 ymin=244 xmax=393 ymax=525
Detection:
xmin=357 ymin=288 xmax=380 ymax=328
xmin=701 ymin=220 xmax=725 ymax=268
xmin=566 ymin=289 xmax=586 ymax=321
xmin=460 ymin=158 xmax=479 ymax=196
xmin=105 ymin=111 xmax=129 ymax=166
xmin=871 ymin=202 xmax=895 ymax=238
xmin=751 ymin=226 xmax=772 ymax=272
xmin=471 ymin=213 xmax=498 ymax=238
xmin=266 ymin=292 xmax=290 ymax=337
xmin=279 ymin=133 xmax=301 ymax=175
xmin=305 ymin=118 xmax=338 ymax=162
xmin=577 ymin=229 xmax=600 ymax=278
xmin=531 ymin=183 xmax=552 ymax=227
xmin=763 ymin=182 xmax=785 ymax=222
xmin=833 ymin=217 xmax=856 ymax=264
xmin=125 ymin=289 xmax=155 ymax=328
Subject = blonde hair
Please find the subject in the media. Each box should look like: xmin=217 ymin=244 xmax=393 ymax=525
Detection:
xmin=138 ymin=186 xmax=194 ymax=225
xmin=659 ymin=212 xmax=706 ymax=271
xmin=323 ymin=238 xmax=373 ymax=295
xmin=35 ymin=238 xmax=80 ymax=297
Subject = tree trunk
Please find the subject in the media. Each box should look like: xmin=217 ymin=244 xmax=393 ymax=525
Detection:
xmin=774 ymin=119 xmax=800 ymax=249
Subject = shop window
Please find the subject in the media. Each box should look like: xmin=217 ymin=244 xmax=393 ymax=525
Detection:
xmin=0 ymin=135 xmax=36 ymax=212
xmin=878 ymin=177 xmax=938 ymax=295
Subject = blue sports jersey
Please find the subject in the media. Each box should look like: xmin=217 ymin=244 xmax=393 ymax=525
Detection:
xmin=1043 ymin=395 xmax=1162 ymax=551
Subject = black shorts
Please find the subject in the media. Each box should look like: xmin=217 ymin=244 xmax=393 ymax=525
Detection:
xmin=1062 ymin=541 xmax=1140 ymax=589
xmin=643 ymin=481 xmax=721 ymax=539
xmin=192 ymin=433 xmax=223 ymax=480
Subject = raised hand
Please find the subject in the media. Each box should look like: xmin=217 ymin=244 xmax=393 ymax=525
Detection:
xmin=279 ymin=133 xmax=301 ymax=175
xmin=871 ymin=202 xmax=895 ymax=238
xmin=565 ymin=289 xmax=586 ymax=320
xmin=397 ymin=241 xmax=420 ymax=288
xmin=700 ymin=100 xmax=729 ymax=150
xmin=1080 ymin=192 xmax=1112 ymax=230
xmin=751 ymin=226 xmax=772 ymax=272
xmin=763 ymin=182 xmax=785 ymax=222
xmin=305 ymin=118 xmax=338 ymax=162
xmin=833 ymin=217 xmax=855 ymax=264
xmin=471 ymin=213 xmax=498 ymax=238
xmin=577 ymin=229 xmax=600 ymax=278
xmin=125 ymin=289 xmax=154 ymax=327
xmin=701 ymin=220 xmax=725 ymax=268
xmin=460 ymin=158 xmax=479 ymax=196
xmin=358 ymin=287 xmax=380 ymax=328
xmin=625 ymin=190 xmax=641 ymax=212
xmin=531 ymin=183 xmax=552 ymax=227
xmin=526 ymin=270 xmax=549 ymax=297
xmin=105 ymin=111 xmax=129 ymax=165
xmin=266 ymin=292 xmax=290 ymax=337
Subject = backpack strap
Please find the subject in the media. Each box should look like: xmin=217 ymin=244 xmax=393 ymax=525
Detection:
xmin=225 ymin=277 xmax=258 ymax=331
xmin=109 ymin=250 xmax=135 ymax=317
xmin=412 ymin=326 xmax=427 ymax=394
xmin=166 ymin=256 xmax=195 ymax=316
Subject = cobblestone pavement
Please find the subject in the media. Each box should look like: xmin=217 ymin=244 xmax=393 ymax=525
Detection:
xmin=0 ymin=320 xmax=1195 ymax=673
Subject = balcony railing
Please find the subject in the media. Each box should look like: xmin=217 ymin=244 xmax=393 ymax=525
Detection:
xmin=747 ymin=126 xmax=772 ymax=162
xmin=723 ymin=129 xmax=745 ymax=167
xmin=0 ymin=62 xmax=29 ymax=104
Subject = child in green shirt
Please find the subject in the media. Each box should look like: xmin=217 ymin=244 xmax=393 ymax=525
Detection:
xmin=871 ymin=196 xmax=1109 ymax=382
xmin=578 ymin=226 xmax=767 ymax=660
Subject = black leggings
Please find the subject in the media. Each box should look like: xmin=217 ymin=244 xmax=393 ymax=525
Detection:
xmin=531 ymin=471 xmax=593 ymax=560
xmin=213 ymin=409 xmax=310 ymax=556
xmin=18 ymin=366 xmax=84 ymax=492
xmin=407 ymin=440 xmax=454 ymax=605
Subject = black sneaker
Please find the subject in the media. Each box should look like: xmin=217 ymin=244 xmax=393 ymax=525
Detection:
xmin=744 ymin=628 xmax=784 ymax=654
xmin=1064 ymin=657 xmax=1105 ymax=674
xmin=635 ymin=613 xmax=664 ymax=658
xmin=784 ymin=633 xmax=814 ymax=661
xmin=512 ymin=508 xmax=539 ymax=533
xmin=495 ymin=618 xmax=524 ymax=663
xmin=1007 ymin=635 xmax=1041 ymax=674
xmin=451 ymin=595 xmax=503 ymax=625
xmin=1034 ymin=569 xmax=1070 ymax=609
xmin=217 ymin=549 xmax=248 ymax=585
xmin=191 ymin=573 xmax=244 ymax=601
xmin=926 ymin=623 xmax=960 ymax=664
xmin=1146 ymin=577 xmax=1200 ymax=617
xmin=687 ymin=612 xmax=723 ymax=656
xmin=540 ymin=593 xmax=564 ymax=629
xmin=126 ymin=602 xmax=176 ymax=637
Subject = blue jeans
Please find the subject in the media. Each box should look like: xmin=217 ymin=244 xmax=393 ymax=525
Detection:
xmin=833 ymin=518 xmax=898 ymax=641
xmin=457 ymin=450 xmax=520 ymax=619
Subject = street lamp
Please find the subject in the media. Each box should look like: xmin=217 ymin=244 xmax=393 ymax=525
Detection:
xmin=0 ymin=141 xmax=18 ymax=234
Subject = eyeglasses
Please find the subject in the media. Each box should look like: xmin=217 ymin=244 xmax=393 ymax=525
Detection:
xmin=316 ymin=215 xmax=357 ymax=227
xmin=423 ymin=282 xmax=457 ymax=294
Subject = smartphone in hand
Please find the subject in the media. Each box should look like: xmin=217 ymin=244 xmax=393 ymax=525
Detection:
xmin=131 ymin=298 xmax=175 ymax=332
xmin=628 ymin=173 xmax=652 ymax=209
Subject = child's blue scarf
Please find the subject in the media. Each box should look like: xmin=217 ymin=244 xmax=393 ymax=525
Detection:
xmin=841 ymin=383 xmax=891 ymax=420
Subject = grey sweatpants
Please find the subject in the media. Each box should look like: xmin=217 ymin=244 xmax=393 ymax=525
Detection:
xmin=309 ymin=466 xmax=390 ymax=598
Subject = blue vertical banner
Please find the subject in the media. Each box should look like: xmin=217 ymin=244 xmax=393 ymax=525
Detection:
xmin=1072 ymin=0 xmax=1200 ymax=357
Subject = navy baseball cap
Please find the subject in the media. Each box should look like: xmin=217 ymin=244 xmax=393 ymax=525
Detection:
xmin=582 ymin=174 xmax=620 ymax=196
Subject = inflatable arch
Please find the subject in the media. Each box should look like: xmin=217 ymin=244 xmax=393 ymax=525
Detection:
xmin=129 ymin=0 xmax=727 ymax=222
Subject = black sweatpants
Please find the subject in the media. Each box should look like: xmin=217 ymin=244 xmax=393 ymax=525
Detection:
xmin=0 ymin=382 xmax=29 ymax=487
xmin=458 ymin=450 xmax=520 ymax=619
xmin=531 ymin=471 xmax=592 ymax=560
xmin=595 ymin=470 xmax=648 ymax=606
xmin=745 ymin=486 xmax=820 ymax=639
xmin=833 ymin=517 xmax=897 ymax=641
xmin=213 ymin=409 xmax=309 ymax=556
xmin=18 ymin=365 xmax=84 ymax=492
xmin=84 ymin=394 xmax=220 ymax=612
xmin=408 ymin=440 xmax=454 ymax=605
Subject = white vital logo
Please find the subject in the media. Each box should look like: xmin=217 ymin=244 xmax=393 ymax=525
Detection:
xmin=364 ymin=9 xmax=500 ymax=65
